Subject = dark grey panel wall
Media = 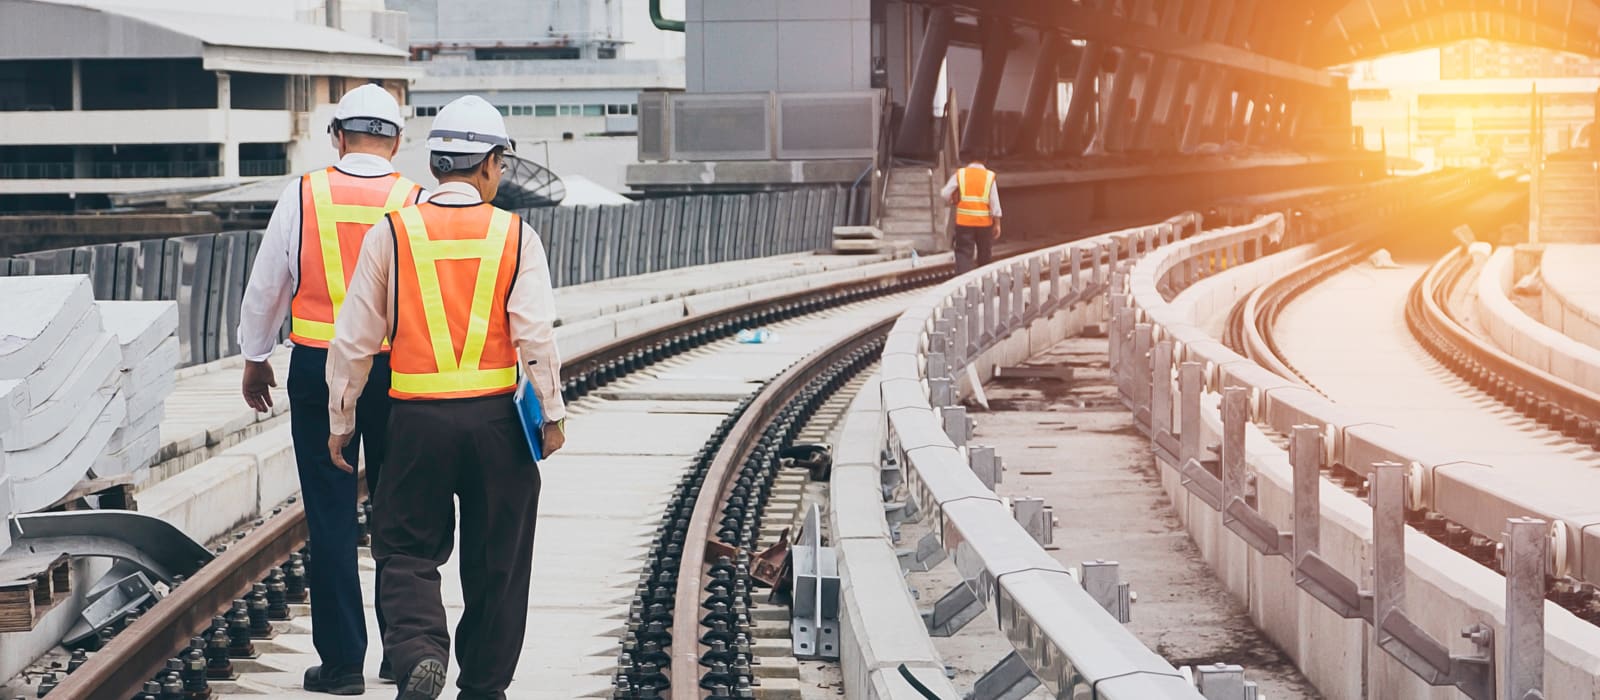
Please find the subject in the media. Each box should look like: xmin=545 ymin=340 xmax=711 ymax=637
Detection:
xmin=0 ymin=187 xmax=849 ymax=368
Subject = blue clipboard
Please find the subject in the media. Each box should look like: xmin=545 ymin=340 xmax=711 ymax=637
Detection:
xmin=513 ymin=377 xmax=545 ymax=462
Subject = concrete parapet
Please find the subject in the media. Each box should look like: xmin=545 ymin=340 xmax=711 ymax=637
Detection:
xmin=830 ymin=374 xmax=961 ymax=700
xmin=1478 ymin=247 xmax=1600 ymax=394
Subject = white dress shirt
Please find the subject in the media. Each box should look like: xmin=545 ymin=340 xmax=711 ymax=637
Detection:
xmin=236 ymin=152 xmax=415 ymax=362
xmin=940 ymin=163 xmax=1004 ymax=217
xmin=325 ymin=182 xmax=566 ymax=435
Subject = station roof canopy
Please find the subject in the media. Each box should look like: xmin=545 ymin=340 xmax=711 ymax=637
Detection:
xmin=0 ymin=0 xmax=416 ymax=79
xmin=925 ymin=0 xmax=1600 ymax=86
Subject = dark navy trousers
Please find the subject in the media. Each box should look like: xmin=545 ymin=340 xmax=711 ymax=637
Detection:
xmin=286 ymin=345 xmax=392 ymax=670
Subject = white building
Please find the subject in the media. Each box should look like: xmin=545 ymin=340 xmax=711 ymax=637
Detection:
xmin=0 ymin=0 xmax=415 ymax=213
xmin=396 ymin=0 xmax=686 ymax=140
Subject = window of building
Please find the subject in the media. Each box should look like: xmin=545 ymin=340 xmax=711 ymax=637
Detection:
xmin=598 ymin=47 xmax=617 ymax=59
xmin=535 ymin=105 xmax=557 ymax=117
xmin=583 ymin=104 xmax=604 ymax=117
xmin=475 ymin=47 xmax=580 ymax=61
xmin=415 ymin=106 xmax=439 ymax=117
xmin=558 ymin=104 xmax=581 ymax=116
xmin=510 ymin=105 xmax=533 ymax=116
xmin=496 ymin=105 xmax=510 ymax=116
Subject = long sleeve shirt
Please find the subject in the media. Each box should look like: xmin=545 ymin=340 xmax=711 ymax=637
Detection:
xmin=325 ymin=181 xmax=566 ymax=436
xmin=236 ymin=153 xmax=417 ymax=362
xmin=940 ymin=165 xmax=1003 ymax=217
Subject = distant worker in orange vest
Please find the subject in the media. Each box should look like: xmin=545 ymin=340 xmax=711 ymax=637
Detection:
xmin=237 ymin=83 xmax=423 ymax=695
xmin=324 ymin=94 xmax=566 ymax=700
xmin=941 ymin=161 xmax=1003 ymax=274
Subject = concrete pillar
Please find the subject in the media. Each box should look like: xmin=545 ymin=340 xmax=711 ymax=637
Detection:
xmin=217 ymin=71 xmax=238 ymax=179
xmin=1130 ymin=56 xmax=1176 ymax=152
xmin=1061 ymin=41 xmax=1105 ymax=156
xmin=962 ymin=15 xmax=1012 ymax=158
xmin=70 ymin=59 xmax=82 ymax=111
xmin=1107 ymin=49 xmax=1145 ymax=153
xmin=1206 ymin=0 xmax=1236 ymax=42
xmin=894 ymin=6 xmax=954 ymax=157
xmin=1010 ymin=32 xmax=1060 ymax=156
xmin=1181 ymin=66 xmax=1221 ymax=151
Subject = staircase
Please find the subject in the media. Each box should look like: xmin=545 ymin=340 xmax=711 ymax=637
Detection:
xmin=1536 ymin=158 xmax=1600 ymax=243
xmin=879 ymin=167 xmax=947 ymax=253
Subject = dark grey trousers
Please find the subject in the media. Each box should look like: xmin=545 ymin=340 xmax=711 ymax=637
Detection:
xmin=953 ymin=224 xmax=995 ymax=274
xmin=373 ymin=395 xmax=540 ymax=700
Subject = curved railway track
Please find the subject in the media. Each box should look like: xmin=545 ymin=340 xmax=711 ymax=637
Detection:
xmin=1215 ymin=235 xmax=1600 ymax=627
xmin=1405 ymin=247 xmax=1600 ymax=449
xmin=45 ymin=261 xmax=950 ymax=700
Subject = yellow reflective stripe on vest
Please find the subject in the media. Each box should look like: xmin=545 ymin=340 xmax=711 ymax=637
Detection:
xmin=393 ymin=206 xmax=515 ymax=394
xmin=291 ymin=317 xmax=337 ymax=340
xmin=305 ymin=170 xmax=416 ymax=337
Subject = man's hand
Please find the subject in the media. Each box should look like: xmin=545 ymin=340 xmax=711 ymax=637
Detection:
xmin=242 ymin=360 xmax=277 ymax=413
xmin=329 ymin=431 xmax=355 ymax=473
xmin=991 ymin=222 xmax=1003 ymax=240
xmin=542 ymin=421 xmax=565 ymax=457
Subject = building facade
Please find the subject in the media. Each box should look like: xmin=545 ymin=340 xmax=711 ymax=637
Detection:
xmin=1441 ymin=40 xmax=1600 ymax=80
xmin=0 ymin=0 xmax=415 ymax=213
xmin=394 ymin=0 xmax=685 ymax=140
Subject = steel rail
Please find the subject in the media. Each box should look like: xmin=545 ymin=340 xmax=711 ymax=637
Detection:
xmin=49 ymin=261 xmax=950 ymax=700
xmin=1405 ymin=247 xmax=1600 ymax=448
xmin=667 ymin=315 xmax=896 ymax=699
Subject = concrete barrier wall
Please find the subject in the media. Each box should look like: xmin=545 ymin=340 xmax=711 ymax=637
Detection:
xmin=1540 ymin=245 xmax=1600 ymax=350
xmin=1476 ymin=248 xmax=1600 ymax=394
xmin=830 ymin=374 xmax=963 ymax=700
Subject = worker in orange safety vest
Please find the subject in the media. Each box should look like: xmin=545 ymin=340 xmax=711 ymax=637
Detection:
xmin=324 ymin=94 xmax=566 ymax=700
xmin=237 ymin=83 xmax=422 ymax=695
xmin=941 ymin=161 xmax=1004 ymax=274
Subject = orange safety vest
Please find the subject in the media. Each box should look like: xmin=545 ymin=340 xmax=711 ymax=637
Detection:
xmin=388 ymin=202 xmax=522 ymax=401
xmin=953 ymin=167 xmax=996 ymax=228
xmin=290 ymin=167 xmax=420 ymax=347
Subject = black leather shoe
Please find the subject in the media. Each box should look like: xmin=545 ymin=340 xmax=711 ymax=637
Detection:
xmin=304 ymin=665 xmax=365 ymax=695
xmin=399 ymin=658 xmax=446 ymax=700
xmin=378 ymin=659 xmax=394 ymax=683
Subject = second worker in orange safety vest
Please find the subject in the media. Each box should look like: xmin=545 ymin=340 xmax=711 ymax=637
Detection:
xmin=324 ymin=95 xmax=565 ymax=700
xmin=941 ymin=161 xmax=1004 ymax=274
xmin=237 ymin=84 xmax=422 ymax=694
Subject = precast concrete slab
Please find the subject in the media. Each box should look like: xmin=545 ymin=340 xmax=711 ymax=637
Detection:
xmin=1275 ymin=264 xmax=1600 ymax=481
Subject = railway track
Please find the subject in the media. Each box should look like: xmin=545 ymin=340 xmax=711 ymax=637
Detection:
xmin=1405 ymin=247 xmax=1600 ymax=449
xmin=1214 ymin=234 xmax=1600 ymax=629
xmin=44 ymin=261 xmax=949 ymax=700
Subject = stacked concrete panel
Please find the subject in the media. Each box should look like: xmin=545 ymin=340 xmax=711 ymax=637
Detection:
xmin=95 ymin=301 xmax=180 ymax=479
xmin=0 ymin=277 xmax=178 ymax=515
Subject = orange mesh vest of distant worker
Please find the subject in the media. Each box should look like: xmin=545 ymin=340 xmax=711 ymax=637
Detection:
xmin=387 ymin=202 xmax=522 ymax=401
xmin=289 ymin=167 xmax=420 ymax=347
xmin=954 ymin=167 xmax=996 ymax=228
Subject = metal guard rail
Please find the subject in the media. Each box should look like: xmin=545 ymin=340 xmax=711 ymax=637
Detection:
xmin=1126 ymin=211 xmax=1600 ymax=593
xmin=880 ymin=212 xmax=1206 ymax=699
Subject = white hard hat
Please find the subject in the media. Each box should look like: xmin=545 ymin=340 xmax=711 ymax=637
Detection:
xmin=427 ymin=95 xmax=515 ymax=156
xmin=332 ymin=84 xmax=404 ymax=136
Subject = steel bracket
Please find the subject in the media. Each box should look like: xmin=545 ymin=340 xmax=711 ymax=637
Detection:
xmin=921 ymin=581 xmax=983 ymax=637
xmin=966 ymin=650 xmax=1040 ymax=700
xmin=790 ymin=504 xmax=839 ymax=660
xmin=1080 ymin=560 xmax=1132 ymax=623
xmin=898 ymin=532 xmax=946 ymax=573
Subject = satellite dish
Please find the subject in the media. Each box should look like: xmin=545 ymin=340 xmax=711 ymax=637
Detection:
xmin=494 ymin=154 xmax=566 ymax=209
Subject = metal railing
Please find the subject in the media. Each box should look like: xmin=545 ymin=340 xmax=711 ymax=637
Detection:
xmin=0 ymin=187 xmax=851 ymax=368
xmin=880 ymin=212 xmax=1208 ymax=698
xmin=1119 ymin=184 xmax=1586 ymax=699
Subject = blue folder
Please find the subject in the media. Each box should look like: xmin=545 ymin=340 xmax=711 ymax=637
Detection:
xmin=514 ymin=377 xmax=545 ymax=462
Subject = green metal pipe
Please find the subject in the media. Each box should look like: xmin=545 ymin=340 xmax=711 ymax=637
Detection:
xmin=650 ymin=0 xmax=685 ymax=32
